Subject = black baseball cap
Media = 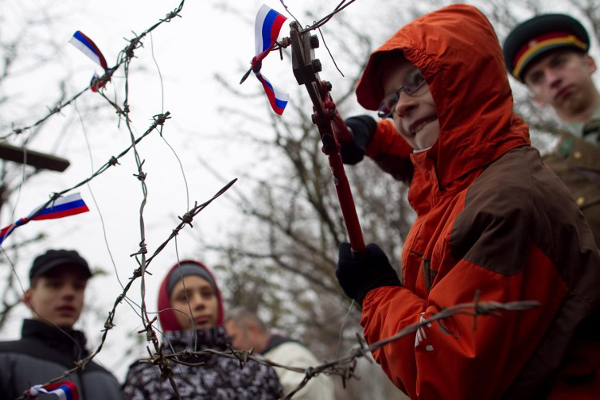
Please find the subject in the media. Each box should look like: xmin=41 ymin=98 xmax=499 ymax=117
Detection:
xmin=29 ymin=249 xmax=92 ymax=282
xmin=503 ymin=14 xmax=590 ymax=82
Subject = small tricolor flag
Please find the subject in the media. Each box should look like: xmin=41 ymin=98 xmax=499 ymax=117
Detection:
xmin=255 ymin=5 xmax=288 ymax=59
xmin=254 ymin=72 xmax=289 ymax=116
xmin=28 ymin=381 xmax=79 ymax=400
xmin=69 ymin=31 xmax=109 ymax=92
xmin=251 ymin=5 xmax=289 ymax=115
xmin=0 ymin=193 xmax=89 ymax=246
xmin=69 ymin=31 xmax=108 ymax=71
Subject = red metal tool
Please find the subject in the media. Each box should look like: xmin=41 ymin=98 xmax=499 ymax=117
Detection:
xmin=289 ymin=21 xmax=365 ymax=253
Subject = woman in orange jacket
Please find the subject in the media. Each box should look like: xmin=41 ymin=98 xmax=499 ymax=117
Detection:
xmin=336 ymin=5 xmax=600 ymax=399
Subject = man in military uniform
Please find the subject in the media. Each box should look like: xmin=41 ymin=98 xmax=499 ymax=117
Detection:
xmin=504 ymin=14 xmax=600 ymax=248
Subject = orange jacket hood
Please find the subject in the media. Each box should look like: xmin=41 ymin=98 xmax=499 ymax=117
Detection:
xmin=356 ymin=4 xmax=530 ymax=188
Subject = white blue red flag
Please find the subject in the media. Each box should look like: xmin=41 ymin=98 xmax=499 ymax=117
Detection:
xmin=255 ymin=5 xmax=288 ymax=59
xmin=28 ymin=381 xmax=79 ymax=400
xmin=254 ymin=71 xmax=289 ymax=115
xmin=0 ymin=193 xmax=89 ymax=246
xmin=69 ymin=31 xmax=108 ymax=71
xmin=252 ymin=5 xmax=289 ymax=115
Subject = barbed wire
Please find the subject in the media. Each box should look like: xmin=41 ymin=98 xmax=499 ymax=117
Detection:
xmin=132 ymin=294 xmax=539 ymax=400
xmin=272 ymin=0 xmax=356 ymax=53
xmin=0 ymin=111 xmax=171 ymax=240
xmin=308 ymin=0 xmax=356 ymax=31
xmin=0 ymin=0 xmax=186 ymax=142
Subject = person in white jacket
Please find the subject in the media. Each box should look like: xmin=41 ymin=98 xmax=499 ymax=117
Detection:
xmin=225 ymin=308 xmax=335 ymax=400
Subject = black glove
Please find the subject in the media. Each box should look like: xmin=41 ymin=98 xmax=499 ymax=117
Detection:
xmin=336 ymin=242 xmax=401 ymax=304
xmin=340 ymin=115 xmax=377 ymax=165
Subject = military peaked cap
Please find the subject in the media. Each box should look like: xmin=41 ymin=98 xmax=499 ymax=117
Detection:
xmin=503 ymin=14 xmax=589 ymax=82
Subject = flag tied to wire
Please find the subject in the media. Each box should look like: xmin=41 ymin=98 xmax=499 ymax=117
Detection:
xmin=0 ymin=193 xmax=90 ymax=246
xmin=28 ymin=381 xmax=79 ymax=400
xmin=69 ymin=31 xmax=110 ymax=92
xmin=251 ymin=5 xmax=289 ymax=115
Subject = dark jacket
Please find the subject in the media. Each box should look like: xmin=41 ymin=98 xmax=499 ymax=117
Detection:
xmin=0 ymin=319 xmax=122 ymax=400
xmin=123 ymin=327 xmax=282 ymax=400
xmin=356 ymin=4 xmax=600 ymax=400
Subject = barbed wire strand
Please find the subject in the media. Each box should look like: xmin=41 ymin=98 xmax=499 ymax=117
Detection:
xmin=6 ymin=112 xmax=174 ymax=400
xmin=0 ymin=0 xmax=186 ymax=142
xmin=316 ymin=25 xmax=345 ymax=77
xmin=266 ymin=0 xmax=354 ymax=83
xmin=1 ymin=0 xmax=187 ymax=246
xmin=120 ymin=25 xmax=185 ymax=395
xmin=1 ymin=86 xmax=89 ymax=141
xmin=310 ymin=0 xmax=356 ymax=31
xmin=133 ymin=294 xmax=539 ymax=400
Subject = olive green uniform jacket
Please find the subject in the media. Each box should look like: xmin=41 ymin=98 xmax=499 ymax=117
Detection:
xmin=544 ymin=130 xmax=600 ymax=248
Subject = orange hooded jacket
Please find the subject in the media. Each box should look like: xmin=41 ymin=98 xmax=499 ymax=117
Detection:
xmin=355 ymin=5 xmax=600 ymax=400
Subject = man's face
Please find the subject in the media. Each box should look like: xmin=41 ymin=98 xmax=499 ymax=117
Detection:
xmin=524 ymin=50 xmax=598 ymax=121
xmin=380 ymin=59 xmax=439 ymax=150
xmin=170 ymin=275 xmax=219 ymax=330
xmin=224 ymin=319 xmax=256 ymax=351
xmin=25 ymin=265 xmax=88 ymax=329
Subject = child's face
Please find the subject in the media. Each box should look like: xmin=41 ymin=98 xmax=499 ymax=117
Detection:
xmin=380 ymin=60 xmax=439 ymax=150
xmin=170 ymin=275 xmax=219 ymax=330
xmin=25 ymin=265 xmax=88 ymax=329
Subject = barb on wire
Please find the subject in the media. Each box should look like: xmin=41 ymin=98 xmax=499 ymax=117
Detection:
xmin=0 ymin=0 xmax=185 ymax=142
xmin=12 ymin=112 xmax=171 ymax=230
xmin=2 ymin=87 xmax=90 ymax=141
xmin=273 ymin=0 xmax=356 ymax=49
xmin=145 ymin=178 xmax=238 ymax=266
xmin=309 ymin=0 xmax=356 ymax=31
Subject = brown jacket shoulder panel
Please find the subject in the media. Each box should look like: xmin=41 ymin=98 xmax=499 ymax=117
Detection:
xmin=452 ymin=146 xmax=596 ymax=281
xmin=450 ymin=146 xmax=537 ymax=275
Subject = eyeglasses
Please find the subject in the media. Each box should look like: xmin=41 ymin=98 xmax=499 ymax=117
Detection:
xmin=377 ymin=69 xmax=427 ymax=119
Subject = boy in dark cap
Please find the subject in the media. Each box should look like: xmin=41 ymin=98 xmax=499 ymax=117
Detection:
xmin=0 ymin=249 xmax=122 ymax=399
xmin=504 ymin=13 xmax=600 ymax=248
